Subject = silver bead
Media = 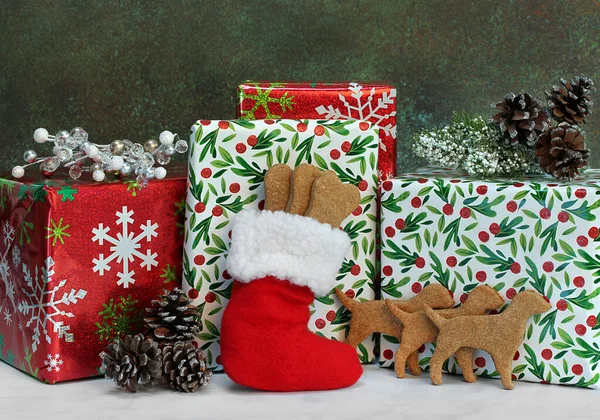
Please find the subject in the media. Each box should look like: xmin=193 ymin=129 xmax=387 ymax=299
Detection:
xmin=110 ymin=139 xmax=125 ymax=155
xmin=154 ymin=151 xmax=171 ymax=165
xmin=174 ymin=140 xmax=188 ymax=154
xmin=23 ymin=150 xmax=37 ymax=163
xmin=163 ymin=145 xmax=176 ymax=157
xmin=120 ymin=162 xmax=132 ymax=176
xmin=145 ymin=167 xmax=156 ymax=179
xmin=144 ymin=139 xmax=159 ymax=153
xmin=131 ymin=143 xmax=144 ymax=156
xmin=70 ymin=127 xmax=88 ymax=143
xmin=142 ymin=152 xmax=155 ymax=167
xmin=90 ymin=162 xmax=103 ymax=173
xmin=69 ymin=165 xmax=83 ymax=180
xmin=56 ymin=148 xmax=73 ymax=162
xmin=55 ymin=130 xmax=69 ymax=147
xmin=41 ymin=157 xmax=60 ymax=172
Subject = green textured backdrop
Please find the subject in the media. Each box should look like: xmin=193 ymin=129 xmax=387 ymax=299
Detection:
xmin=1 ymin=0 xmax=599 ymax=171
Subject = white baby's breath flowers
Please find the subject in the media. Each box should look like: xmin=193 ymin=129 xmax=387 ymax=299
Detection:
xmin=412 ymin=114 xmax=540 ymax=178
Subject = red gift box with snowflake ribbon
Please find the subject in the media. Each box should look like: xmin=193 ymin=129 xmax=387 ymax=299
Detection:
xmin=237 ymin=81 xmax=397 ymax=179
xmin=0 ymin=167 xmax=186 ymax=383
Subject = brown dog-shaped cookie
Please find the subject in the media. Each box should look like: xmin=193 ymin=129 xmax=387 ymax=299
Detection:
xmin=386 ymin=285 xmax=504 ymax=379
xmin=264 ymin=164 xmax=293 ymax=211
xmin=285 ymin=164 xmax=323 ymax=215
xmin=305 ymin=171 xmax=361 ymax=228
xmin=424 ymin=290 xmax=552 ymax=390
xmin=335 ymin=284 xmax=454 ymax=375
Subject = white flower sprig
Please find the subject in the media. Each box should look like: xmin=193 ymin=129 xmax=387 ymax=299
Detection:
xmin=412 ymin=114 xmax=540 ymax=178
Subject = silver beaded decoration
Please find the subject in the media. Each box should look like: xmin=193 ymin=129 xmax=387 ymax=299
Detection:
xmin=12 ymin=128 xmax=187 ymax=186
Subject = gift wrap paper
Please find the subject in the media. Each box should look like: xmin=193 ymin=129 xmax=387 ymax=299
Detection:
xmin=237 ymin=81 xmax=396 ymax=179
xmin=379 ymin=168 xmax=600 ymax=389
xmin=0 ymin=168 xmax=186 ymax=383
xmin=184 ymin=119 xmax=379 ymax=371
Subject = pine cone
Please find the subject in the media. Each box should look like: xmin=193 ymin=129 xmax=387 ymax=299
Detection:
xmin=163 ymin=341 xmax=212 ymax=392
xmin=535 ymin=122 xmax=590 ymax=180
xmin=99 ymin=334 xmax=162 ymax=393
xmin=492 ymin=92 xmax=549 ymax=147
xmin=144 ymin=288 xmax=201 ymax=346
xmin=547 ymin=75 xmax=594 ymax=125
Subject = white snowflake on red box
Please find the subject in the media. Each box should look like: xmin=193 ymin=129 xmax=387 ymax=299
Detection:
xmin=315 ymin=82 xmax=397 ymax=142
xmin=18 ymin=257 xmax=87 ymax=352
xmin=92 ymin=206 xmax=159 ymax=288
xmin=44 ymin=354 xmax=63 ymax=372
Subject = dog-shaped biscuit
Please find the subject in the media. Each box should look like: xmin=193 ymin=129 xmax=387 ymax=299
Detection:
xmin=424 ymin=290 xmax=551 ymax=390
xmin=386 ymin=285 xmax=504 ymax=378
xmin=335 ymin=284 xmax=454 ymax=375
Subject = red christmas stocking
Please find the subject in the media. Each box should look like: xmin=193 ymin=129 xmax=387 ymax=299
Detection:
xmin=221 ymin=209 xmax=363 ymax=391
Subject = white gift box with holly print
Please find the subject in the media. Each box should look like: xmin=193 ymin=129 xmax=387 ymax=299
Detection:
xmin=379 ymin=168 xmax=600 ymax=389
xmin=184 ymin=119 xmax=379 ymax=371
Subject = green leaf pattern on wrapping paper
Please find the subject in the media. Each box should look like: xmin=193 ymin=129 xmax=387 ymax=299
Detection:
xmin=184 ymin=119 xmax=379 ymax=371
xmin=379 ymin=169 xmax=600 ymax=388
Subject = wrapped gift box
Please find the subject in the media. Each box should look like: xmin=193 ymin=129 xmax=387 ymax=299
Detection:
xmin=237 ymin=81 xmax=397 ymax=179
xmin=379 ymin=168 xmax=600 ymax=389
xmin=184 ymin=119 xmax=379 ymax=371
xmin=0 ymin=167 xmax=186 ymax=383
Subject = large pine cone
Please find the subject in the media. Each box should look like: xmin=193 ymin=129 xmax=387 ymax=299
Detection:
xmin=535 ymin=122 xmax=590 ymax=180
xmin=144 ymin=288 xmax=201 ymax=346
xmin=99 ymin=334 xmax=162 ymax=393
xmin=163 ymin=341 xmax=212 ymax=393
xmin=492 ymin=92 xmax=549 ymax=147
xmin=547 ymin=75 xmax=594 ymax=125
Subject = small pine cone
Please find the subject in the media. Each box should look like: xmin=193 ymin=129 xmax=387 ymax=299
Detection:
xmin=99 ymin=334 xmax=162 ymax=393
xmin=163 ymin=341 xmax=212 ymax=392
xmin=492 ymin=92 xmax=549 ymax=147
xmin=547 ymin=75 xmax=594 ymax=125
xmin=535 ymin=122 xmax=590 ymax=180
xmin=144 ymin=288 xmax=201 ymax=347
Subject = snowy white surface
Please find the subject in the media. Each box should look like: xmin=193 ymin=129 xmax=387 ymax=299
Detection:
xmin=1 ymin=363 xmax=599 ymax=420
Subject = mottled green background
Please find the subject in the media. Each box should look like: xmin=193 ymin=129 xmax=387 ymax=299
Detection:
xmin=1 ymin=0 xmax=599 ymax=172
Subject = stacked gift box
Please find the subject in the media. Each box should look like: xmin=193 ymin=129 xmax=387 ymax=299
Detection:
xmin=1 ymin=79 xmax=599 ymax=390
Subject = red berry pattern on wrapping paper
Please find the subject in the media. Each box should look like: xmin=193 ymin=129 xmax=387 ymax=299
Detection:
xmin=194 ymin=255 xmax=205 ymax=266
xmin=247 ymin=135 xmax=258 ymax=147
xmin=379 ymin=170 xmax=600 ymax=388
xmin=326 ymin=310 xmax=336 ymax=322
xmin=184 ymin=120 xmax=379 ymax=371
xmin=558 ymin=211 xmax=569 ymax=223
xmin=411 ymin=283 xmax=422 ymax=294
xmin=358 ymin=122 xmax=370 ymax=131
xmin=476 ymin=185 xmax=488 ymax=195
xmin=510 ymin=262 xmax=521 ymax=274
xmin=411 ymin=197 xmax=422 ymax=208
xmin=383 ymin=349 xmax=394 ymax=360
xmin=556 ymin=300 xmax=568 ymax=311
xmin=188 ymin=289 xmax=199 ymax=299
xmin=542 ymin=349 xmax=553 ymax=360
xmin=385 ymin=226 xmax=395 ymax=238
xmin=218 ymin=121 xmax=230 ymax=130
xmin=572 ymin=364 xmax=584 ymax=375
xmin=475 ymin=357 xmax=486 ymax=368
xmin=229 ymin=183 xmax=241 ymax=194
xmin=382 ymin=181 xmax=393 ymax=191
xmin=446 ymin=256 xmax=457 ymax=267
xmin=415 ymin=257 xmax=425 ymax=269
xmin=475 ymin=271 xmax=487 ymax=282
xmin=382 ymin=266 xmax=393 ymax=277
xmin=345 ymin=289 xmax=355 ymax=299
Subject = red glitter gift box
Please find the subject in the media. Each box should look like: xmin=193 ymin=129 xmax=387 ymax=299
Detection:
xmin=237 ymin=81 xmax=397 ymax=179
xmin=0 ymin=167 xmax=186 ymax=383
